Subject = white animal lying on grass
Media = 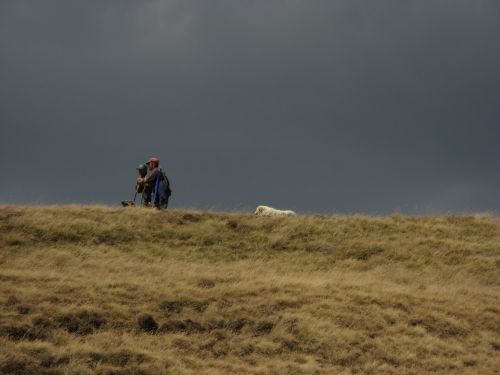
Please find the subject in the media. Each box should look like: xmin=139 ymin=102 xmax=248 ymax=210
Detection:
xmin=254 ymin=205 xmax=297 ymax=217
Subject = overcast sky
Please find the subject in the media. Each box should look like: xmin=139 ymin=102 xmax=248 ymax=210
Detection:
xmin=1 ymin=1 xmax=499 ymax=214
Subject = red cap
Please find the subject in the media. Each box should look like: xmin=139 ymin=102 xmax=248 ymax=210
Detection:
xmin=146 ymin=157 xmax=159 ymax=166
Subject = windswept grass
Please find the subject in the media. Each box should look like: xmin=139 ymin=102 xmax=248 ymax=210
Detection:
xmin=0 ymin=205 xmax=499 ymax=374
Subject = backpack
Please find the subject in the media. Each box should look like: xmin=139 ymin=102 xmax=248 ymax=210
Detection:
xmin=160 ymin=169 xmax=172 ymax=197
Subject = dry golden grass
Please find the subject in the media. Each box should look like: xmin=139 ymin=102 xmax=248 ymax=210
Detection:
xmin=0 ymin=205 xmax=499 ymax=374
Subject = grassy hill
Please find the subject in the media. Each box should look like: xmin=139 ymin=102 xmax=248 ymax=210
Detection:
xmin=0 ymin=205 xmax=499 ymax=374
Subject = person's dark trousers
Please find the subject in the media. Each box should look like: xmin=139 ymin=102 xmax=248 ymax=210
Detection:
xmin=142 ymin=184 xmax=152 ymax=207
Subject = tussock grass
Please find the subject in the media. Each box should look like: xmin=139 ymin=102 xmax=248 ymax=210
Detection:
xmin=0 ymin=205 xmax=499 ymax=374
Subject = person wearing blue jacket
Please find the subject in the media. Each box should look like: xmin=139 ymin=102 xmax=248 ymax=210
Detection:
xmin=136 ymin=157 xmax=172 ymax=209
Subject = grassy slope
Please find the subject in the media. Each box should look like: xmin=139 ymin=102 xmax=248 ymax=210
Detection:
xmin=0 ymin=206 xmax=499 ymax=375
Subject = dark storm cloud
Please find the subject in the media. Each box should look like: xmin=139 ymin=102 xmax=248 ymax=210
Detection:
xmin=1 ymin=0 xmax=499 ymax=214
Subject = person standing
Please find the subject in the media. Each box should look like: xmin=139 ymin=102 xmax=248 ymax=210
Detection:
xmin=135 ymin=164 xmax=148 ymax=206
xmin=136 ymin=157 xmax=171 ymax=209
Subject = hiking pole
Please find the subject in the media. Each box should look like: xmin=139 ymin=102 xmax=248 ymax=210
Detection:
xmin=151 ymin=174 xmax=161 ymax=209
